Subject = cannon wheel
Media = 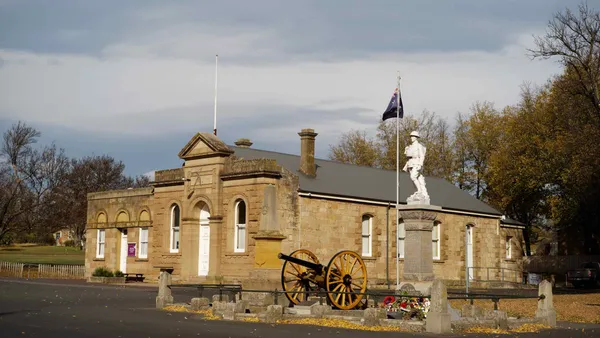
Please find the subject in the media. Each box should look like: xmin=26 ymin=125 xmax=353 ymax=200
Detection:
xmin=281 ymin=249 xmax=320 ymax=305
xmin=325 ymin=250 xmax=367 ymax=310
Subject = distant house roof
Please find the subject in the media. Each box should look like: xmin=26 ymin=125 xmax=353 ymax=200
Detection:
xmin=231 ymin=146 xmax=503 ymax=217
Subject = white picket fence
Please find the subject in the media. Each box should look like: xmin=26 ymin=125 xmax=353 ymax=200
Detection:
xmin=0 ymin=261 xmax=85 ymax=279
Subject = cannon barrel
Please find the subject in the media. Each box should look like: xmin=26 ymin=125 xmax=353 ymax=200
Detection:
xmin=278 ymin=252 xmax=324 ymax=273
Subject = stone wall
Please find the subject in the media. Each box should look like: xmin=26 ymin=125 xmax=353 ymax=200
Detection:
xmin=85 ymin=187 xmax=154 ymax=278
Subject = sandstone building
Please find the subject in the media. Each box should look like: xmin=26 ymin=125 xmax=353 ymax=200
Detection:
xmin=85 ymin=129 xmax=524 ymax=288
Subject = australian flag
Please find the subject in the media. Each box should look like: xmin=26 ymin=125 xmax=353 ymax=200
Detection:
xmin=382 ymin=88 xmax=404 ymax=121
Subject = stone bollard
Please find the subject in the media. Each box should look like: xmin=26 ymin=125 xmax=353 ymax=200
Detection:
xmin=191 ymin=297 xmax=210 ymax=311
xmin=535 ymin=280 xmax=556 ymax=327
xmin=311 ymin=304 xmax=333 ymax=318
xmin=362 ymin=308 xmax=386 ymax=327
xmin=265 ymin=305 xmax=283 ymax=323
xmin=156 ymin=270 xmax=174 ymax=309
xmin=212 ymin=294 xmax=229 ymax=303
xmin=426 ymin=279 xmax=451 ymax=334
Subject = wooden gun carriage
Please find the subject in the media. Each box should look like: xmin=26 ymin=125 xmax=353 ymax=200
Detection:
xmin=278 ymin=249 xmax=368 ymax=310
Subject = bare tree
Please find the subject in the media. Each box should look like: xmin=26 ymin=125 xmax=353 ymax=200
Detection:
xmin=529 ymin=2 xmax=600 ymax=122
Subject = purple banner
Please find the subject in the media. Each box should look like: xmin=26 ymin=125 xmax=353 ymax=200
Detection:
xmin=128 ymin=243 xmax=136 ymax=257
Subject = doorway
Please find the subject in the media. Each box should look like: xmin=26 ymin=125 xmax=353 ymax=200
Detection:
xmin=120 ymin=229 xmax=128 ymax=273
xmin=198 ymin=205 xmax=210 ymax=276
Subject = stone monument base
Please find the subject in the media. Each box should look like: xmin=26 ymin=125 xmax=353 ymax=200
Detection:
xmin=396 ymin=281 xmax=433 ymax=296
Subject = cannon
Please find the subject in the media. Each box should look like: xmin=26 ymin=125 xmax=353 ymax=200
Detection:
xmin=278 ymin=249 xmax=368 ymax=310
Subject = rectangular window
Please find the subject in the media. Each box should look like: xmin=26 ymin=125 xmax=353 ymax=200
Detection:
xmin=506 ymin=236 xmax=512 ymax=259
xmin=97 ymin=229 xmax=105 ymax=259
xmin=235 ymin=224 xmax=246 ymax=252
xmin=361 ymin=216 xmax=372 ymax=257
xmin=398 ymin=221 xmax=405 ymax=258
xmin=432 ymin=223 xmax=440 ymax=260
xmin=171 ymin=227 xmax=179 ymax=252
xmin=139 ymin=228 xmax=149 ymax=259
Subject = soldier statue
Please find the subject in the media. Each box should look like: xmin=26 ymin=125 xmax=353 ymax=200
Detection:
xmin=402 ymin=131 xmax=430 ymax=204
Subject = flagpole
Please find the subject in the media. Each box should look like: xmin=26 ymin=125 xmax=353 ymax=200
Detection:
xmin=396 ymin=71 xmax=400 ymax=289
xmin=213 ymin=54 xmax=218 ymax=136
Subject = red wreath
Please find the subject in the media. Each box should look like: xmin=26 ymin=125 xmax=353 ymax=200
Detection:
xmin=383 ymin=296 xmax=395 ymax=305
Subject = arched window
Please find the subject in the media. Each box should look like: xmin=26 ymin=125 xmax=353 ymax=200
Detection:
xmin=432 ymin=221 xmax=441 ymax=260
xmin=234 ymin=200 xmax=246 ymax=253
xmin=361 ymin=215 xmax=372 ymax=257
xmin=170 ymin=205 xmax=180 ymax=253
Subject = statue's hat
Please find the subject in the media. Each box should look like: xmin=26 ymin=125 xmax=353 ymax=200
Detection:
xmin=410 ymin=131 xmax=420 ymax=138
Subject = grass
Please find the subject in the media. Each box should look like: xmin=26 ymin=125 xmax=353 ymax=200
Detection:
xmin=450 ymin=292 xmax=600 ymax=324
xmin=0 ymin=244 xmax=84 ymax=265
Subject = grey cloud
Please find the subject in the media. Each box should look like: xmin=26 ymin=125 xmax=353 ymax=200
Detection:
xmin=0 ymin=0 xmax=588 ymax=64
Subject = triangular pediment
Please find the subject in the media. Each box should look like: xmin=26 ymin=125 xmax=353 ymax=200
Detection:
xmin=178 ymin=132 xmax=234 ymax=160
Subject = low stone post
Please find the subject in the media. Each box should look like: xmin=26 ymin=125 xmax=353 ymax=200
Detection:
xmin=535 ymin=280 xmax=556 ymax=327
xmin=426 ymin=279 xmax=451 ymax=334
xmin=156 ymin=269 xmax=174 ymax=309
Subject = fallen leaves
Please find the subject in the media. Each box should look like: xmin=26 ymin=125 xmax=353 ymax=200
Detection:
xmin=162 ymin=305 xmax=220 ymax=320
xmin=464 ymin=323 xmax=552 ymax=335
xmin=276 ymin=318 xmax=408 ymax=332
xmin=450 ymin=293 xmax=600 ymax=324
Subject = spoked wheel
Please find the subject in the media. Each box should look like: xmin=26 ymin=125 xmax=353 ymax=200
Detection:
xmin=281 ymin=249 xmax=320 ymax=305
xmin=325 ymin=250 xmax=367 ymax=310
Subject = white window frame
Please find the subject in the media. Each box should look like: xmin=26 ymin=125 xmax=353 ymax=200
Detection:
xmin=139 ymin=227 xmax=149 ymax=259
xmin=432 ymin=222 xmax=441 ymax=260
xmin=170 ymin=205 xmax=180 ymax=253
xmin=398 ymin=221 xmax=405 ymax=259
xmin=96 ymin=229 xmax=105 ymax=259
xmin=361 ymin=215 xmax=373 ymax=257
xmin=234 ymin=200 xmax=246 ymax=253
xmin=506 ymin=236 xmax=512 ymax=259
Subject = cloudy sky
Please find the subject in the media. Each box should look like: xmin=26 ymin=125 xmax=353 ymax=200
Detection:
xmin=0 ymin=0 xmax=586 ymax=177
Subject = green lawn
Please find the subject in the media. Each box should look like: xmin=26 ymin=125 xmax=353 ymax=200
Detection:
xmin=0 ymin=244 xmax=85 ymax=265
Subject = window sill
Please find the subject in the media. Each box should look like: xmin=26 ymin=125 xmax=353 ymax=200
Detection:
xmin=135 ymin=259 xmax=149 ymax=262
xmin=504 ymin=259 xmax=516 ymax=263
xmin=162 ymin=253 xmax=181 ymax=257
xmin=361 ymin=256 xmax=377 ymax=261
xmin=93 ymin=258 xmax=105 ymax=261
xmin=433 ymin=259 xmax=445 ymax=263
xmin=225 ymin=252 xmax=249 ymax=257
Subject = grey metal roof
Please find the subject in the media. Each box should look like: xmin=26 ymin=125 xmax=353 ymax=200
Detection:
xmin=231 ymin=146 xmax=502 ymax=216
xmin=501 ymin=217 xmax=526 ymax=227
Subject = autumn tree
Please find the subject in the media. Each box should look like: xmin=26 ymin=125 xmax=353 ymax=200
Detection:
xmin=0 ymin=122 xmax=70 ymax=244
xmin=328 ymin=130 xmax=379 ymax=167
xmin=529 ymin=2 xmax=600 ymax=123
xmin=452 ymin=101 xmax=503 ymax=201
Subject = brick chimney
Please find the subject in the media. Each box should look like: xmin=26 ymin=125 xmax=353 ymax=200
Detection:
xmin=298 ymin=128 xmax=318 ymax=177
xmin=234 ymin=138 xmax=253 ymax=148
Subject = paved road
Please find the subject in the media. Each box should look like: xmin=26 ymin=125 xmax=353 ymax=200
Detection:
xmin=0 ymin=278 xmax=598 ymax=338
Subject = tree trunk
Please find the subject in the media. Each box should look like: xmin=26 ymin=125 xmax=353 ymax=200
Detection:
xmin=523 ymin=225 xmax=532 ymax=256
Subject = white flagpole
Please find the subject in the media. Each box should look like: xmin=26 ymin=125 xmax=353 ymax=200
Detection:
xmin=396 ymin=71 xmax=400 ymax=289
xmin=213 ymin=54 xmax=218 ymax=136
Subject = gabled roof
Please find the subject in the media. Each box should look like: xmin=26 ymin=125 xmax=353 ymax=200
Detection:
xmin=231 ymin=146 xmax=502 ymax=217
xmin=179 ymin=132 xmax=234 ymax=160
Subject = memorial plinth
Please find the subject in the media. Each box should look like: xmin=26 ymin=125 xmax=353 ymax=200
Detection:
xmin=398 ymin=204 xmax=441 ymax=295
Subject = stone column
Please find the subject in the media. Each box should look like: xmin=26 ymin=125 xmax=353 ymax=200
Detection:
xmin=180 ymin=218 xmax=198 ymax=280
xmin=535 ymin=280 xmax=556 ymax=327
xmin=208 ymin=215 xmax=223 ymax=279
xmin=426 ymin=279 xmax=451 ymax=333
xmin=156 ymin=269 xmax=174 ymax=308
xmin=247 ymin=185 xmax=286 ymax=290
xmin=398 ymin=205 xmax=440 ymax=293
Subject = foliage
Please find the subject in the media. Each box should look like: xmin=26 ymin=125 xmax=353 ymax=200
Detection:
xmin=114 ymin=270 xmax=124 ymax=277
xmin=62 ymin=240 xmax=77 ymax=247
xmin=92 ymin=266 xmax=114 ymax=277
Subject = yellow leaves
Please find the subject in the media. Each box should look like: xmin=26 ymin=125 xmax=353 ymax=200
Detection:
xmin=276 ymin=318 xmax=408 ymax=332
xmin=162 ymin=305 xmax=220 ymax=320
xmin=450 ymin=293 xmax=600 ymax=324
xmin=241 ymin=317 xmax=260 ymax=323
xmin=464 ymin=323 xmax=551 ymax=334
